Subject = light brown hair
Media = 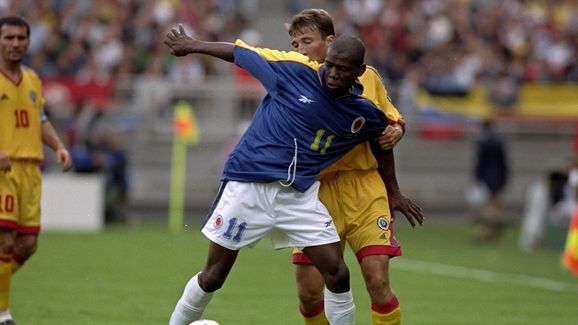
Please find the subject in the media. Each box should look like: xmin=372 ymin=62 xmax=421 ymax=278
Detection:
xmin=286 ymin=9 xmax=335 ymax=38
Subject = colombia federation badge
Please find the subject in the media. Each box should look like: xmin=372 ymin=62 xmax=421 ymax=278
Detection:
xmin=351 ymin=117 xmax=365 ymax=133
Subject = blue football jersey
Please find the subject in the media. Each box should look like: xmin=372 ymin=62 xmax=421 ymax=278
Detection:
xmin=222 ymin=40 xmax=389 ymax=192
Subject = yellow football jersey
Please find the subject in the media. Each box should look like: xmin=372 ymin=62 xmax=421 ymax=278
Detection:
xmin=0 ymin=66 xmax=46 ymax=160
xmin=320 ymin=66 xmax=403 ymax=175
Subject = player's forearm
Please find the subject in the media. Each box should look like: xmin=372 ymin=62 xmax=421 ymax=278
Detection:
xmin=371 ymin=144 xmax=401 ymax=195
xmin=41 ymin=121 xmax=66 ymax=152
xmin=183 ymin=40 xmax=235 ymax=62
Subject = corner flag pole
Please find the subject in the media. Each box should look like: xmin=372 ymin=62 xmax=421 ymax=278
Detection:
xmin=169 ymin=100 xmax=200 ymax=233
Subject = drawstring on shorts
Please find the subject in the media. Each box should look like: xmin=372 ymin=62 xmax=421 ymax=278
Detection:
xmin=279 ymin=138 xmax=297 ymax=187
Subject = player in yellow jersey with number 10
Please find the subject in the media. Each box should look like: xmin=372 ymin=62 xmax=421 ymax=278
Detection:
xmin=287 ymin=9 xmax=425 ymax=325
xmin=0 ymin=16 xmax=72 ymax=325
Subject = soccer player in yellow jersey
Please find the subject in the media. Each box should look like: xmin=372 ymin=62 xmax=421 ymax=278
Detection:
xmin=287 ymin=9 xmax=424 ymax=325
xmin=0 ymin=16 xmax=72 ymax=324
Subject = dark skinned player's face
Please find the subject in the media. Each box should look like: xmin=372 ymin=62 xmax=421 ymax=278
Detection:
xmin=323 ymin=48 xmax=364 ymax=97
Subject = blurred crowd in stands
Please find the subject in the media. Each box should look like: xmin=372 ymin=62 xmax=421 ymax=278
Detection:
xmin=2 ymin=0 xmax=577 ymax=107
xmin=332 ymin=0 xmax=578 ymax=111
xmin=1 ymin=0 xmax=259 ymax=80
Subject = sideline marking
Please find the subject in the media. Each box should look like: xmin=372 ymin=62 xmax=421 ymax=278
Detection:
xmin=393 ymin=259 xmax=578 ymax=294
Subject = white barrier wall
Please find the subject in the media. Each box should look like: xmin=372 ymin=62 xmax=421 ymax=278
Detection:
xmin=41 ymin=173 xmax=105 ymax=231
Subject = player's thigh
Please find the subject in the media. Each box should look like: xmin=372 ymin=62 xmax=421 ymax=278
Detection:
xmin=292 ymin=176 xmax=347 ymax=261
xmin=318 ymin=173 xmax=347 ymax=237
xmin=274 ymin=182 xmax=340 ymax=249
xmin=202 ymin=181 xmax=274 ymax=250
xmin=291 ymin=241 xmax=346 ymax=265
xmin=18 ymin=163 xmax=42 ymax=232
xmin=322 ymin=171 xmax=399 ymax=256
xmin=302 ymin=241 xmax=345 ymax=276
xmin=292 ymin=173 xmax=345 ymax=265
xmin=0 ymin=168 xmax=20 ymax=229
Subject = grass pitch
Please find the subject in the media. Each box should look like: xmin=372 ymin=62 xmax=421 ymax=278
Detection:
xmin=11 ymin=219 xmax=578 ymax=324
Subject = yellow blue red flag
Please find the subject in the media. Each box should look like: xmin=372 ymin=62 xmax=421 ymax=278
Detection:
xmin=174 ymin=100 xmax=200 ymax=145
xmin=563 ymin=207 xmax=578 ymax=276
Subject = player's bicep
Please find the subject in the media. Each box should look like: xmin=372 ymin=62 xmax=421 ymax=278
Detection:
xmin=234 ymin=47 xmax=278 ymax=93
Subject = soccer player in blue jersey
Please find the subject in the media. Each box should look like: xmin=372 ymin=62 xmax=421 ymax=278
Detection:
xmin=165 ymin=24 xmax=391 ymax=325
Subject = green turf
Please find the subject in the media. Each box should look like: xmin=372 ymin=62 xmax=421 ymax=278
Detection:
xmin=10 ymin=220 xmax=578 ymax=324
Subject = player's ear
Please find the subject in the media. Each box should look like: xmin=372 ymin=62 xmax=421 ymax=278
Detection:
xmin=358 ymin=63 xmax=366 ymax=76
xmin=325 ymin=34 xmax=335 ymax=45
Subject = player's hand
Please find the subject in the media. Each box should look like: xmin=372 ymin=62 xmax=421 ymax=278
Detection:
xmin=388 ymin=191 xmax=424 ymax=228
xmin=56 ymin=148 xmax=72 ymax=172
xmin=378 ymin=124 xmax=403 ymax=150
xmin=164 ymin=24 xmax=194 ymax=56
xmin=0 ymin=150 xmax=11 ymax=172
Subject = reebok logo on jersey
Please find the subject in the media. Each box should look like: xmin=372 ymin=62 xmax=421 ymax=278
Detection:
xmin=298 ymin=95 xmax=315 ymax=104
xmin=0 ymin=93 xmax=8 ymax=101
xmin=324 ymin=220 xmax=333 ymax=228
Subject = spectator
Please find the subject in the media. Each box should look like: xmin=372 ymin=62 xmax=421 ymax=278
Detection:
xmin=95 ymin=130 xmax=130 ymax=225
xmin=64 ymin=99 xmax=130 ymax=225
xmin=473 ymin=118 xmax=509 ymax=242
xmin=519 ymin=167 xmax=571 ymax=251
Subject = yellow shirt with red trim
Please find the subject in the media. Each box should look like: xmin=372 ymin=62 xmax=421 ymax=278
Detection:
xmin=320 ymin=66 xmax=404 ymax=176
xmin=0 ymin=66 xmax=46 ymax=160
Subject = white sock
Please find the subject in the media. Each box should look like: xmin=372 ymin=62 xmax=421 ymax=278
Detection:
xmin=169 ymin=273 xmax=214 ymax=325
xmin=324 ymin=288 xmax=355 ymax=325
xmin=0 ymin=309 xmax=12 ymax=322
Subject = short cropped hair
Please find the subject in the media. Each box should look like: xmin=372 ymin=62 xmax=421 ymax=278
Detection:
xmin=330 ymin=35 xmax=365 ymax=66
xmin=286 ymin=9 xmax=335 ymax=38
xmin=0 ymin=16 xmax=30 ymax=37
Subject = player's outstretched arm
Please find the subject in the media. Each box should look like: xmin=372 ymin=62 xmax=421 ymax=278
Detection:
xmin=164 ymin=24 xmax=235 ymax=62
xmin=370 ymin=143 xmax=424 ymax=227
xmin=41 ymin=121 xmax=72 ymax=172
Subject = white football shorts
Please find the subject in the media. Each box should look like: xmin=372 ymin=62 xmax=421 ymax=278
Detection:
xmin=201 ymin=181 xmax=340 ymax=250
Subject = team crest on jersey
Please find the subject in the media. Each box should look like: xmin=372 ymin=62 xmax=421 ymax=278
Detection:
xmin=213 ymin=215 xmax=223 ymax=229
xmin=377 ymin=216 xmax=389 ymax=230
xmin=351 ymin=117 xmax=365 ymax=133
xmin=29 ymin=90 xmax=37 ymax=104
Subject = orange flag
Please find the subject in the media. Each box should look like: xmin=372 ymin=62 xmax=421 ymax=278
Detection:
xmin=563 ymin=207 xmax=578 ymax=276
xmin=174 ymin=100 xmax=200 ymax=145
